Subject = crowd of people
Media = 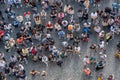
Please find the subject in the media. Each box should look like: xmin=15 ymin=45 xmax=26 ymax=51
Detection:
xmin=0 ymin=0 xmax=119 ymax=80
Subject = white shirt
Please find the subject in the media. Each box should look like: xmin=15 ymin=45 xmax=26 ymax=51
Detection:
xmin=46 ymin=34 xmax=51 ymax=38
xmin=0 ymin=60 xmax=6 ymax=68
xmin=10 ymin=56 xmax=17 ymax=62
xmin=41 ymin=10 xmax=46 ymax=17
xmin=64 ymin=5 xmax=71 ymax=13
xmin=83 ymin=57 xmax=89 ymax=65
xmin=94 ymin=26 xmax=101 ymax=33
xmin=62 ymin=41 xmax=68 ymax=47
xmin=54 ymin=23 xmax=61 ymax=31
xmin=110 ymin=26 xmax=115 ymax=32
xmin=91 ymin=12 xmax=98 ymax=19
xmin=16 ymin=15 xmax=23 ymax=22
xmin=74 ymin=46 xmax=81 ymax=52
xmin=62 ymin=20 xmax=68 ymax=27
xmin=25 ymin=21 xmax=31 ymax=29
xmin=18 ymin=64 xmax=24 ymax=71
xmin=42 ymin=56 xmax=48 ymax=62
xmin=99 ymin=41 xmax=105 ymax=49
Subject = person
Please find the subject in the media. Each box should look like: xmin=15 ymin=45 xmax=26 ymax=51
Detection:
xmin=97 ymin=73 xmax=104 ymax=80
xmin=74 ymin=45 xmax=81 ymax=55
xmin=95 ymin=60 xmax=105 ymax=71
xmin=83 ymin=0 xmax=90 ymax=12
xmin=77 ymin=9 xmax=83 ymax=22
xmin=46 ymin=21 xmax=53 ymax=32
xmin=105 ymin=32 xmax=112 ymax=44
xmin=0 ymin=10 xmax=4 ymax=20
xmin=55 ymin=0 xmax=63 ymax=8
xmin=99 ymin=31 xmax=105 ymax=41
xmin=64 ymin=4 xmax=71 ymax=13
xmin=90 ymin=11 xmax=98 ymax=22
xmin=41 ymin=9 xmax=47 ymax=19
xmin=17 ymin=36 xmax=24 ymax=45
xmin=50 ymin=10 xmax=57 ymax=20
xmin=16 ymin=15 xmax=23 ymax=24
xmin=24 ymin=0 xmax=30 ymax=7
xmin=54 ymin=22 xmax=62 ymax=31
xmin=4 ymin=65 xmax=10 ymax=76
xmin=74 ymin=22 xmax=80 ymax=32
xmin=99 ymin=40 xmax=105 ymax=50
xmin=83 ymin=11 xmax=88 ymax=22
xmin=30 ymin=69 xmax=40 ymax=76
xmin=42 ymin=55 xmax=48 ymax=67
xmin=58 ymin=30 xmax=65 ymax=39
xmin=41 ymin=70 xmax=47 ymax=77
xmin=66 ymin=45 xmax=73 ymax=53
xmin=73 ymin=36 xmax=80 ymax=46
xmin=94 ymin=26 xmax=101 ymax=34
xmin=24 ymin=21 xmax=31 ymax=30
xmin=17 ymin=70 xmax=26 ymax=80
xmin=62 ymin=41 xmax=68 ymax=48
xmin=30 ymin=46 xmax=37 ymax=56
xmin=68 ymin=24 xmax=74 ymax=32
xmin=21 ymin=47 xmax=29 ymax=64
xmin=16 ymin=0 xmax=22 ymax=8
xmin=57 ymin=11 xmax=64 ymax=21
xmin=0 ymin=72 xmax=6 ymax=80
xmin=34 ymin=14 xmax=42 ymax=26
xmin=24 ymin=11 xmax=31 ymax=21
xmin=115 ymin=49 xmax=120 ymax=59
xmin=90 ymin=44 xmax=97 ymax=53
xmin=78 ymin=0 xmax=84 ymax=5
xmin=83 ymin=55 xmax=90 ymax=66
xmin=94 ymin=0 xmax=101 ymax=7
xmin=62 ymin=20 xmax=68 ymax=29
xmin=10 ymin=55 xmax=17 ymax=63
xmin=9 ymin=38 xmax=16 ymax=48
xmin=56 ymin=57 xmax=63 ymax=67
xmin=4 ymin=41 xmax=11 ymax=52
xmin=68 ymin=7 xmax=74 ymax=14
xmin=0 ymin=29 xmax=5 ymax=40
xmin=83 ymin=67 xmax=91 ymax=76
xmin=107 ymin=74 xmax=114 ymax=80
xmin=117 ymin=41 xmax=120 ymax=49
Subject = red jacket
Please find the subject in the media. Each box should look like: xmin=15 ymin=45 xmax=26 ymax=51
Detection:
xmin=0 ymin=30 xmax=4 ymax=37
xmin=31 ymin=48 xmax=37 ymax=55
xmin=46 ymin=22 xmax=53 ymax=29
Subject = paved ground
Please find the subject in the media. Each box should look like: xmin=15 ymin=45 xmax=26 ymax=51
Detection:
xmin=0 ymin=0 xmax=120 ymax=80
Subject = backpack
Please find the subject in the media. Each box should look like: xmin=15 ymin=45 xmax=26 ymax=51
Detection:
xmin=31 ymin=48 xmax=37 ymax=55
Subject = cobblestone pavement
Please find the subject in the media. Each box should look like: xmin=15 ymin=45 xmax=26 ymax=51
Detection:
xmin=0 ymin=0 xmax=120 ymax=80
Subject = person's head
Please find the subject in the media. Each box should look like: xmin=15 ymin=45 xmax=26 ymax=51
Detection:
xmin=78 ymin=9 xmax=82 ymax=12
xmin=101 ymin=30 xmax=104 ymax=34
xmin=109 ymin=74 xmax=114 ymax=78
xmin=93 ymin=11 xmax=95 ymax=14
xmin=85 ymin=55 xmax=88 ymax=58
xmin=11 ymin=55 xmax=14 ymax=58
xmin=0 ymin=72 xmax=3 ymax=76
xmin=48 ymin=21 xmax=51 ymax=24
xmin=42 ymin=9 xmax=45 ymax=12
xmin=66 ymin=4 xmax=69 ymax=6
xmin=41 ymin=70 xmax=46 ymax=76
xmin=32 ymin=69 xmax=35 ymax=72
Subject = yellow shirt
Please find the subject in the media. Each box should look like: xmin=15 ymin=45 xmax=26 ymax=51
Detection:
xmin=97 ymin=77 xmax=102 ymax=80
xmin=22 ymin=48 xmax=28 ymax=56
